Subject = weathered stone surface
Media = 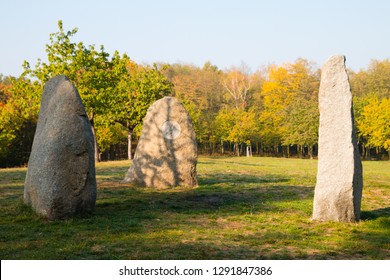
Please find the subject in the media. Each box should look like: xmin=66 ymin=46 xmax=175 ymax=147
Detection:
xmin=312 ymin=55 xmax=363 ymax=222
xmin=124 ymin=96 xmax=198 ymax=188
xmin=24 ymin=75 xmax=96 ymax=220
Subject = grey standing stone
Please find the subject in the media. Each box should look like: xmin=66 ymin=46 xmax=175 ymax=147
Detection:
xmin=312 ymin=55 xmax=363 ymax=222
xmin=124 ymin=96 xmax=198 ymax=188
xmin=24 ymin=75 xmax=96 ymax=220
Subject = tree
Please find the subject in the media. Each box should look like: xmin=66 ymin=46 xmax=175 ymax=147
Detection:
xmin=259 ymin=65 xmax=294 ymax=153
xmin=94 ymin=115 xmax=127 ymax=160
xmin=167 ymin=62 xmax=224 ymax=153
xmin=0 ymin=75 xmax=12 ymax=104
xmin=221 ymin=65 xmax=252 ymax=110
xmin=214 ymin=108 xmax=236 ymax=154
xmin=351 ymin=59 xmax=390 ymax=159
xmin=259 ymin=59 xmax=320 ymax=157
xmin=281 ymin=60 xmax=320 ymax=158
xmin=357 ymin=97 xmax=390 ymax=159
xmin=22 ymin=20 xmax=117 ymax=162
xmin=228 ymin=109 xmax=258 ymax=156
xmin=109 ymin=59 xmax=173 ymax=159
xmin=282 ymin=94 xmax=319 ymax=158
xmin=0 ymin=77 xmax=41 ymax=167
xmin=214 ymin=108 xmax=258 ymax=156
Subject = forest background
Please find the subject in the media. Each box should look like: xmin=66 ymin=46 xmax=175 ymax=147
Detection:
xmin=1 ymin=21 xmax=389 ymax=167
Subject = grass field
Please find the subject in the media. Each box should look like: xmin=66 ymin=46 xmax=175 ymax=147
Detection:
xmin=0 ymin=157 xmax=389 ymax=259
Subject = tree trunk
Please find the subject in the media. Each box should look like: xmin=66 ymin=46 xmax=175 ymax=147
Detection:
xmin=364 ymin=145 xmax=368 ymax=160
xmin=221 ymin=139 xmax=224 ymax=155
xmin=127 ymin=129 xmax=132 ymax=160
xmin=308 ymin=145 xmax=313 ymax=159
xmin=89 ymin=117 xmax=100 ymax=163
xmin=297 ymin=145 xmax=302 ymax=158
xmin=287 ymin=145 xmax=290 ymax=158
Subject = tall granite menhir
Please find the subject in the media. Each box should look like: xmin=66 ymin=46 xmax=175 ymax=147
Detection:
xmin=124 ymin=96 xmax=198 ymax=188
xmin=24 ymin=75 xmax=96 ymax=220
xmin=313 ymin=55 xmax=363 ymax=222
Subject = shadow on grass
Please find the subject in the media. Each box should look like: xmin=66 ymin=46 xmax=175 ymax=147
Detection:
xmin=361 ymin=207 xmax=390 ymax=220
xmin=199 ymin=173 xmax=290 ymax=186
xmin=218 ymin=160 xmax=264 ymax=167
xmin=0 ymin=169 xmax=26 ymax=184
xmin=2 ymin=164 xmax=390 ymax=259
xmin=97 ymin=185 xmax=313 ymax=216
xmin=97 ymin=172 xmax=312 ymax=217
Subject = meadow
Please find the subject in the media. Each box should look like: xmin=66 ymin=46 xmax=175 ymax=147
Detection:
xmin=0 ymin=157 xmax=389 ymax=259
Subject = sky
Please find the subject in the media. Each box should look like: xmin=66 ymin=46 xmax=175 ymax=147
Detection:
xmin=1 ymin=0 xmax=389 ymax=76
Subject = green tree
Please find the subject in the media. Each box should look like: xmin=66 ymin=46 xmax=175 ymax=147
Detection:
xmin=281 ymin=59 xmax=320 ymax=158
xmin=214 ymin=108 xmax=236 ymax=154
xmin=22 ymin=20 xmax=116 ymax=162
xmin=282 ymin=94 xmax=319 ymax=158
xmin=109 ymin=59 xmax=173 ymax=159
xmin=214 ymin=108 xmax=258 ymax=156
xmin=94 ymin=115 xmax=127 ymax=160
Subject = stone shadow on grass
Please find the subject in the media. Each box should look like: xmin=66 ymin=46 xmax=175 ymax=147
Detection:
xmin=198 ymin=172 xmax=290 ymax=186
xmin=361 ymin=207 xmax=390 ymax=220
xmin=316 ymin=216 xmax=390 ymax=260
xmin=97 ymin=173 xmax=313 ymax=217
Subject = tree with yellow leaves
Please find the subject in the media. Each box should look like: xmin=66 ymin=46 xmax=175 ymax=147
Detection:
xmin=259 ymin=59 xmax=320 ymax=157
xmin=357 ymin=97 xmax=390 ymax=159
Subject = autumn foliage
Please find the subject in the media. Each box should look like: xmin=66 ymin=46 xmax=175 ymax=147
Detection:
xmin=0 ymin=22 xmax=389 ymax=167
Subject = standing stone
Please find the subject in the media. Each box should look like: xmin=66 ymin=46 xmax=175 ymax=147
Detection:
xmin=124 ymin=96 xmax=198 ymax=188
xmin=24 ymin=75 xmax=96 ymax=220
xmin=313 ymin=55 xmax=363 ymax=222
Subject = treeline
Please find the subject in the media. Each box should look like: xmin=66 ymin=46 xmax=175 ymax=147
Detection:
xmin=167 ymin=58 xmax=390 ymax=160
xmin=165 ymin=59 xmax=320 ymax=158
xmin=1 ymin=22 xmax=389 ymax=167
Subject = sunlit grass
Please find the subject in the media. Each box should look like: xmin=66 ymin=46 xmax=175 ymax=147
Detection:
xmin=0 ymin=157 xmax=389 ymax=259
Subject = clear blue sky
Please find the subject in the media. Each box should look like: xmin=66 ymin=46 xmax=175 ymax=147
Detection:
xmin=1 ymin=0 xmax=389 ymax=76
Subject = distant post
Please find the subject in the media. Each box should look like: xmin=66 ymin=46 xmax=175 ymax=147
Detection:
xmin=246 ymin=145 xmax=252 ymax=157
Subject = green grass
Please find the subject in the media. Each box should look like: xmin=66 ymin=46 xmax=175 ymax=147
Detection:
xmin=1 ymin=157 xmax=389 ymax=259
